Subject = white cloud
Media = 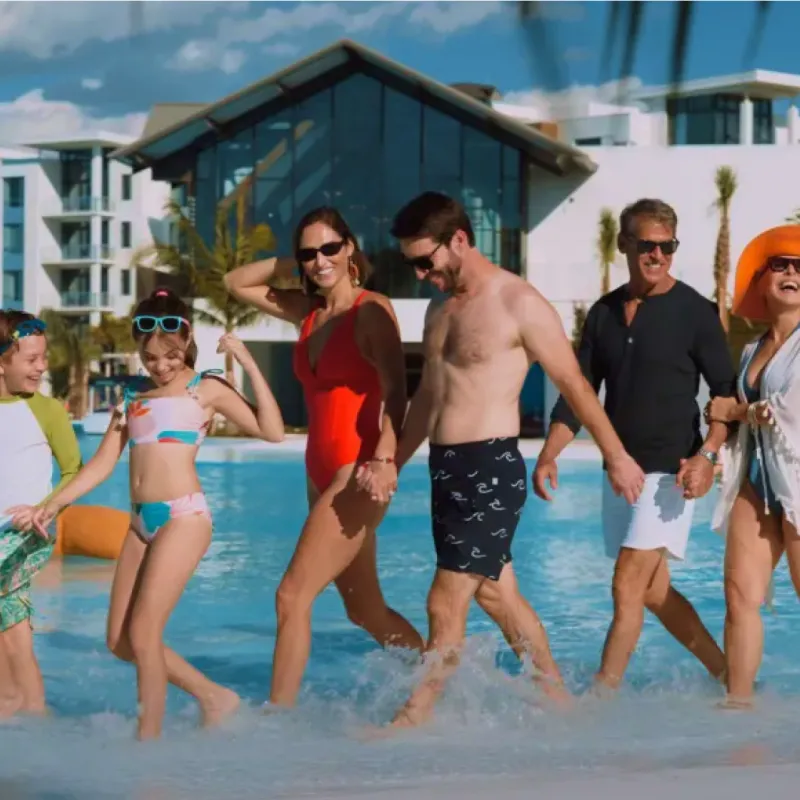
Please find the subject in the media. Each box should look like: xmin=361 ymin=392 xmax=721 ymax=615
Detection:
xmin=502 ymin=77 xmax=644 ymax=120
xmin=408 ymin=1 xmax=505 ymax=34
xmin=168 ymin=40 xmax=247 ymax=74
xmin=0 ymin=1 xmax=241 ymax=59
xmin=169 ymin=1 xmax=502 ymax=71
xmin=0 ymin=89 xmax=146 ymax=145
xmin=220 ymin=49 xmax=246 ymax=74
xmin=81 ymin=77 xmax=103 ymax=91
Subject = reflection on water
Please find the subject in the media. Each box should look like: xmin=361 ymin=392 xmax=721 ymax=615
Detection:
xmin=5 ymin=443 xmax=800 ymax=797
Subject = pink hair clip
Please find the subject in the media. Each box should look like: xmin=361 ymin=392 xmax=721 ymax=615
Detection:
xmin=155 ymin=289 xmax=169 ymax=297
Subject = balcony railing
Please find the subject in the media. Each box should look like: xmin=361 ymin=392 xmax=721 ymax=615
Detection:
xmin=44 ymin=196 xmax=114 ymax=215
xmin=40 ymin=244 xmax=114 ymax=263
xmin=60 ymin=291 xmax=111 ymax=309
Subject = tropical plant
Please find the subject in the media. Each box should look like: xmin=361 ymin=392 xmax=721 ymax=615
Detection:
xmin=787 ymin=209 xmax=800 ymax=224
xmin=131 ymin=194 xmax=277 ymax=387
xmin=90 ymin=311 xmax=138 ymax=374
xmin=713 ymin=166 xmax=738 ymax=333
xmin=571 ymin=303 xmax=588 ymax=351
xmin=40 ymin=309 xmax=101 ymax=419
xmin=597 ymin=208 xmax=618 ymax=295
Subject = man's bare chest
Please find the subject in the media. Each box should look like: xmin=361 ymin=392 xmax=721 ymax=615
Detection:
xmin=425 ymin=304 xmax=514 ymax=368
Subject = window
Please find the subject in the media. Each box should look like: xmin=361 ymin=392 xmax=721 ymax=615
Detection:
xmin=667 ymin=94 xmax=741 ymax=145
xmin=60 ymin=150 xmax=92 ymax=200
xmin=121 ymin=221 xmax=132 ymax=248
xmin=121 ymin=174 xmax=132 ymax=201
xmin=121 ymin=268 xmax=131 ymax=296
xmin=2 ymin=271 xmax=22 ymax=303
xmin=3 ymin=177 xmax=24 ymax=208
xmin=575 ymin=136 xmax=602 ymax=146
xmin=101 ymin=219 xmax=110 ymax=246
xmin=189 ymin=76 xmax=527 ymax=298
xmin=3 ymin=223 xmax=23 ymax=254
xmin=753 ymin=98 xmax=774 ymax=145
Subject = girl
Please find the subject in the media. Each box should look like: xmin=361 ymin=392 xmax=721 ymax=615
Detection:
xmin=33 ymin=288 xmax=285 ymax=739
xmin=225 ymin=206 xmax=423 ymax=709
xmin=1 ymin=310 xmax=81 ymax=717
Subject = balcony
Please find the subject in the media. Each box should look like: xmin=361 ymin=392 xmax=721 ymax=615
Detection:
xmin=40 ymin=244 xmax=114 ymax=264
xmin=43 ymin=195 xmax=114 ymax=218
xmin=59 ymin=291 xmax=112 ymax=310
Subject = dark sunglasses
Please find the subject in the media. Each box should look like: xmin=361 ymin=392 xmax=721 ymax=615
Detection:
xmin=635 ymin=238 xmax=680 ymax=255
xmin=403 ymin=243 xmax=444 ymax=272
xmin=133 ymin=315 xmax=190 ymax=334
xmin=296 ymin=239 xmax=345 ymax=264
xmin=765 ymin=256 xmax=800 ymax=273
xmin=0 ymin=318 xmax=47 ymax=355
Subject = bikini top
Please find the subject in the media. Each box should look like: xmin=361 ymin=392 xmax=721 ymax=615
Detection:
xmin=120 ymin=370 xmax=221 ymax=447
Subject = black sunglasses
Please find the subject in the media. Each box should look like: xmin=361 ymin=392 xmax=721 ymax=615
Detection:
xmin=296 ymin=239 xmax=345 ymax=264
xmin=403 ymin=243 xmax=444 ymax=272
xmin=635 ymin=238 xmax=680 ymax=255
xmin=766 ymin=256 xmax=800 ymax=273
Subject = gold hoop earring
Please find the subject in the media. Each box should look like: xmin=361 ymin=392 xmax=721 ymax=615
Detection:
xmin=349 ymin=257 xmax=361 ymax=287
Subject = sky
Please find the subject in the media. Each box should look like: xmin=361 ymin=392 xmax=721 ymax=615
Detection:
xmin=1 ymin=0 xmax=799 ymax=146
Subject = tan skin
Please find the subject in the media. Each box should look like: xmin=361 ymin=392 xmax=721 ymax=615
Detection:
xmin=27 ymin=331 xmax=284 ymax=740
xmin=357 ymin=228 xmax=644 ymax=734
xmin=224 ymin=222 xmax=423 ymax=708
xmin=534 ymin=216 xmax=728 ymax=691
xmin=0 ymin=334 xmax=50 ymax=718
xmin=706 ymin=257 xmax=800 ymax=707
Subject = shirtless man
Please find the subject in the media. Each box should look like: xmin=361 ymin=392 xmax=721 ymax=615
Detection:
xmin=358 ymin=191 xmax=645 ymax=728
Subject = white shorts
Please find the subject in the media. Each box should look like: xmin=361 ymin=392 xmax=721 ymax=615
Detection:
xmin=601 ymin=472 xmax=695 ymax=561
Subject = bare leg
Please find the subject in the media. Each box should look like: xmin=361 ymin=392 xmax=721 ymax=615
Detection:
xmin=474 ymin=563 xmax=570 ymax=704
xmin=782 ymin=519 xmax=800 ymax=597
xmin=390 ymin=569 xmax=480 ymax=728
xmin=1 ymin=619 xmax=45 ymax=715
xmin=724 ymin=484 xmax=782 ymax=706
xmin=0 ymin=635 xmax=22 ymax=718
xmin=335 ymin=527 xmax=423 ymax=653
xmin=596 ymin=547 xmax=664 ymax=689
xmin=108 ymin=529 xmax=238 ymax=728
xmin=270 ymin=466 xmax=403 ymax=707
xmin=644 ymin=558 xmax=725 ymax=679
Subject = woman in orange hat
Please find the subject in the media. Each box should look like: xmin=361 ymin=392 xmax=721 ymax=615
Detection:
xmin=705 ymin=225 xmax=800 ymax=708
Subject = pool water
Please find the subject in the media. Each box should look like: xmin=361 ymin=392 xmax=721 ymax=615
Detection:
xmin=3 ymin=438 xmax=800 ymax=798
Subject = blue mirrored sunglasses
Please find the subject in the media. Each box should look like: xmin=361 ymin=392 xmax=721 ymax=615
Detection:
xmin=0 ymin=318 xmax=47 ymax=355
xmin=132 ymin=315 xmax=190 ymax=334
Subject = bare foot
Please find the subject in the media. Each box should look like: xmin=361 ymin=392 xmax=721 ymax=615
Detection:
xmin=0 ymin=694 xmax=22 ymax=721
xmin=716 ymin=696 xmax=754 ymax=711
xmin=538 ymin=677 xmax=574 ymax=711
xmin=200 ymin=687 xmax=240 ymax=728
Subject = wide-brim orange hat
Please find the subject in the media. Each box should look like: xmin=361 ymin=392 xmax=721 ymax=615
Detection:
xmin=733 ymin=225 xmax=800 ymax=322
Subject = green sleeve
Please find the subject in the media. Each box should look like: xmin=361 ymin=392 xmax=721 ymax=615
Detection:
xmin=27 ymin=394 xmax=83 ymax=498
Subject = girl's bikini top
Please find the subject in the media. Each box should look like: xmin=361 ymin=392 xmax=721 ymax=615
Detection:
xmin=119 ymin=370 xmax=221 ymax=447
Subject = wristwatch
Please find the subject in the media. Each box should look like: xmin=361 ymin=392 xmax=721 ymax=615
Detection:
xmin=697 ymin=447 xmax=719 ymax=466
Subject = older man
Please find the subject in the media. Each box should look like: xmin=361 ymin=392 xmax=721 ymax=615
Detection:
xmin=534 ymin=198 xmax=735 ymax=691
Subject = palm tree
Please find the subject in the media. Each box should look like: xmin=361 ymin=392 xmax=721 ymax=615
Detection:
xmin=597 ymin=208 xmax=618 ymax=295
xmin=91 ymin=311 xmax=138 ymax=375
xmin=131 ymin=194 xmax=277 ymax=387
xmin=571 ymin=303 xmax=588 ymax=351
xmin=787 ymin=209 xmax=800 ymax=224
xmin=713 ymin=166 xmax=738 ymax=333
xmin=40 ymin=310 xmax=101 ymax=419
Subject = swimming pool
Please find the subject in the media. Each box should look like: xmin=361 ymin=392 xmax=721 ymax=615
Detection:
xmin=4 ymin=438 xmax=800 ymax=798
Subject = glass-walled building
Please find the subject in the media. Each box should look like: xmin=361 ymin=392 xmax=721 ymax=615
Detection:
xmin=114 ymin=40 xmax=595 ymax=427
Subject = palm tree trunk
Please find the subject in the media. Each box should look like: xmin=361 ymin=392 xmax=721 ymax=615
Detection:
xmin=601 ymin=262 xmax=611 ymax=295
xmin=714 ymin=211 xmax=731 ymax=332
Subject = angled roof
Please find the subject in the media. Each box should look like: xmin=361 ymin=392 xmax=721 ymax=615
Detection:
xmin=634 ymin=69 xmax=800 ymax=101
xmin=141 ymin=103 xmax=208 ymax=140
xmin=112 ymin=39 xmax=596 ymax=176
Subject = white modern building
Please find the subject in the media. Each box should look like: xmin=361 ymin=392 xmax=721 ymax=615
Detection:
xmin=111 ymin=40 xmax=800 ymax=431
xmin=1 ymin=134 xmax=171 ymax=325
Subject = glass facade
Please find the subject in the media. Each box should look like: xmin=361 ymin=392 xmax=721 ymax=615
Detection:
xmin=753 ymin=98 xmax=774 ymax=145
xmin=3 ymin=177 xmax=24 ymax=208
xmin=190 ymin=72 xmax=525 ymax=298
xmin=668 ymin=94 xmax=742 ymax=145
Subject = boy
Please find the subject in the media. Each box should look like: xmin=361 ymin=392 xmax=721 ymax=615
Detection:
xmin=0 ymin=310 xmax=81 ymax=716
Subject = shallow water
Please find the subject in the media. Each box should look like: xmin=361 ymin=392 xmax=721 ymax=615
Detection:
xmin=4 ymin=439 xmax=800 ymax=797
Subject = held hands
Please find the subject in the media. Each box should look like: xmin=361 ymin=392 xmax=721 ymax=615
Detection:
xmin=5 ymin=504 xmax=54 ymax=540
xmin=216 ymin=333 xmax=255 ymax=367
xmin=606 ymin=452 xmax=646 ymax=504
xmin=355 ymin=459 xmax=398 ymax=504
xmin=676 ymin=454 xmax=714 ymax=500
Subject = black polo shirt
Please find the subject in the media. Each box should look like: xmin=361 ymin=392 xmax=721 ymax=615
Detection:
xmin=550 ymin=280 xmax=737 ymax=474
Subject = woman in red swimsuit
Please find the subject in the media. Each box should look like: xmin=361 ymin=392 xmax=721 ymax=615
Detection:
xmin=226 ymin=207 xmax=423 ymax=706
